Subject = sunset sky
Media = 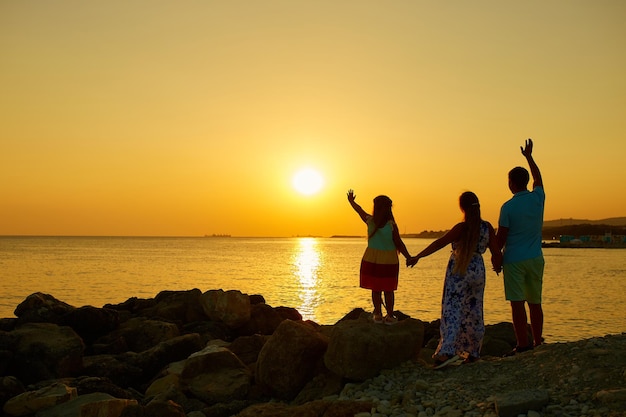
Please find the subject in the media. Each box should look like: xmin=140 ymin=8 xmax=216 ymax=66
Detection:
xmin=1 ymin=1 xmax=625 ymax=237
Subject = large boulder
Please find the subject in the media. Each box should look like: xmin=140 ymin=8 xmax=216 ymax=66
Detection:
xmin=120 ymin=399 xmax=185 ymax=417
xmin=0 ymin=377 xmax=25 ymax=410
xmin=73 ymin=376 xmax=136 ymax=399
xmin=3 ymin=383 xmax=76 ymax=417
xmin=255 ymin=320 xmax=329 ymax=400
xmin=141 ymin=289 xmax=207 ymax=323
xmin=237 ymin=303 xmax=284 ymax=336
xmin=228 ymin=334 xmax=269 ymax=366
xmin=75 ymin=398 xmax=138 ymax=417
xmin=200 ymin=290 xmax=250 ymax=329
xmin=7 ymin=323 xmax=85 ymax=384
xmin=0 ymin=331 xmax=17 ymax=375
xmin=324 ymin=315 xmax=424 ymax=381
xmin=104 ymin=297 xmax=156 ymax=315
xmin=181 ymin=345 xmax=251 ymax=405
xmin=95 ymin=317 xmax=180 ymax=353
xmin=35 ymin=392 xmax=117 ymax=417
xmin=81 ymin=354 xmax=144 ymax=389
xmin=60 ymin=305 xmax=120 ymax=345
xmin=129 ymin=333 xmax=204 ymax=380
xmin=14 ymin=293 xmax=75 ymax=324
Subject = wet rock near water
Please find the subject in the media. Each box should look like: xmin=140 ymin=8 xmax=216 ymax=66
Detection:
xmin=0 ymin=289 xmax=624 ymax=417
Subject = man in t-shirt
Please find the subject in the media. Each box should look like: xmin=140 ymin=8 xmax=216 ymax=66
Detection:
xmin=497 ymin=139 xmax=545 ymax=354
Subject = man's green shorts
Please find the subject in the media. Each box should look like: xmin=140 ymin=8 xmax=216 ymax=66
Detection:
xmin=503 ymin=256 xmax=545 ymax=303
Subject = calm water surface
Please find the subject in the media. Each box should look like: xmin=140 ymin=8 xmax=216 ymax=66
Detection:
xmin=1 ymin=236 xmax=624 ymax=342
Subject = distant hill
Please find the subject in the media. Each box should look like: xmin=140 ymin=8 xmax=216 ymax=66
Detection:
xmin=543 ymin=217 xmax=626 ymax=227
xmin=398 ymin=217 xmax=626 ymax=240
xmin=542 ymin=217 xmax=626 ymax=239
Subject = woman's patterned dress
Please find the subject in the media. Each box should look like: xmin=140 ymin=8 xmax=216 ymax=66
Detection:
xmin=434 ymin=220 xmax=490 ymax=359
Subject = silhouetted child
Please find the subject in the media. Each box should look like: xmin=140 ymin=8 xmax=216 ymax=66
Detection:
xmin=347 ymin=189 xmax=412 ymax=324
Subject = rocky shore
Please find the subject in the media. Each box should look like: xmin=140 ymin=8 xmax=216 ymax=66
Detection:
xmin=0 ymin=289 xmax=624 ymax=417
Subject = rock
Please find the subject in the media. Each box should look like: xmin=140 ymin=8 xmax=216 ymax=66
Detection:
xmin=274 ymin=306 xmax=303 ymax=322
xmin=595 ymin=388 xmax=626 ymax=404
xmin=74 ymin=376 xmax=136 ymax=399
xmin=202 ymin=399 xmax=251 ymax=417
xmin=13 ymin=293 xmax=75 ymax=324
xmin=181 ymin=345 xmax=251 ymax=405
xmin=200 ymin=289 xmax=251 ymax=328
xmin=36 ymin=392 xmax=116 ymax=417
xmin=60 ymin=305 xmax=120 ymax=345
xmin=335 ymin=308 xmax=366 ymax=323
xmin=324 ymin=315 xmax=424 ymax=381
xmin=95 ymin=317 xmax=180 ymax=353
xmin=141 ymin=289 xmax=207 ymax=324
xmin=145 ymin=374 xmax=182 ymax=398
xmin=292 ymin=370 xmax=345 ymax=405
xmin=0 ymin=330 xmax=17 ymax=375
xmin=82 ymin=354 xmax=144 ymax=389
xmin=146 ymin=385 xmax=207 ymax=415
xmin=79 ymin=398 xmax=138 ymax=417
xmin=124 ymin=399 xmax=186 ymax=417
xmin=0 ymin=376 xmax=25 ymax=409
xmin=8 ymin=322 xmax=84 ymax=384
xmin=104 ymin=297 xmax=156 ymax=314
xmin=249 ymin=294 xmax=266 ymax=305
xmin=255 ymin=319 xmax=329 ymax=400
xmin=235 ymin=398 xmax=374 ymax=417
xmin=0 ymin=318 xmax=17 ymax=331
xmin=227 ymin=334 xmax=269 ymax=365
xmin=182 ymin=320 xmax=232 ymax=345
xmin=129 ymin=333 xmax=204 ymax=380
xmin=480 ymin=336 xmax=514 ymax=358
xmin=3 ymin=382 xmax=77 ymax=417
xmin=494 ymin=389 xmax=549 ymax=417
xmin=237 ymin=303 xmax=284 ymax=336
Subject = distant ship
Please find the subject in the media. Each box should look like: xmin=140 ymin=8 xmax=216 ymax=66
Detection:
xmin=204 ymin=234 xmax=231 ymax=238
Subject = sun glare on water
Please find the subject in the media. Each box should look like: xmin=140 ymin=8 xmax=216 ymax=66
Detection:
xmin=292 ymin=168 xmax=324 ymax=196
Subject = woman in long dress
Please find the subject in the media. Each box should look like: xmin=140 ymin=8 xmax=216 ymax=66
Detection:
xmin=408 ymin=191 xmax=502 ymax=366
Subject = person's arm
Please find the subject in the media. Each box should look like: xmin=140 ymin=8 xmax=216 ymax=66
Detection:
xmin=407 ymin=222 xmax=464 ymax=267
xmin=392 ymin=223 xmax=411 ymax=259
xmin=521 ymin=138 xmax=543 ymax=190
xmin=487 ymin=222 xmax=502 ymax=274
xmin=496 ymin=226 xmax=508 ymax=250
xmin=347 ymin=189 xmax=369 ymax=222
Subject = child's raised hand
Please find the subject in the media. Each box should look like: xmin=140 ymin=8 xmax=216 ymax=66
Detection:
xmin=347 ymin=189 xmax=356 ymax=202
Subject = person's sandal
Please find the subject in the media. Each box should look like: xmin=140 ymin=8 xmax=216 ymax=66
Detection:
xmin=503 ymin=344 xmax=533 ymax=357
xmin=373 ymin=312 xmax=383 ymax=323
xmin=383 ymin=314 xmax=398 ymax=325
xmin=433 ymin=355 xmax=461 ymax=369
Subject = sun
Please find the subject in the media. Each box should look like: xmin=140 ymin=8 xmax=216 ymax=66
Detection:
xmin=292 ymin=168 xmax=324 ymax=195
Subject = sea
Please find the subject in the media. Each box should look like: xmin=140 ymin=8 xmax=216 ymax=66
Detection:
xmin=1 ymin=236 xmax=624 ymax=343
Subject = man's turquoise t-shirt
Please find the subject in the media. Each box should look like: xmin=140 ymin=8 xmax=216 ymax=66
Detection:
xmin=499 ymin=186 xmax=545 ymax=264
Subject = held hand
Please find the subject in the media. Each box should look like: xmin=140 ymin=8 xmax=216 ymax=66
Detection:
xmin=491 ymin=256 xmax=502 ymax=275
xmin=347 ymin=189 xmax=356 ymax=203
xmin=406 ymin=256 xmax=419 ymax=268
xmin=521 ymin=138 xmax=533 ymax=158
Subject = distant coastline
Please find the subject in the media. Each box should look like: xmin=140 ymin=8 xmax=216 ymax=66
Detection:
xmin=542 ymin=241 xmax=626 ymax=249
xmin=335 ymin=217 xmax=626 ymax=248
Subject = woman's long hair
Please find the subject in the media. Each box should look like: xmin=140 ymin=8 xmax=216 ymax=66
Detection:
xmin=369 ymin=195 xmax=394 ymax=239
xmin=453 ymin=191 xmax=482 ymax=275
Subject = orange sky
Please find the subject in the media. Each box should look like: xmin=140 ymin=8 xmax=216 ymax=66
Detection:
xmin=1 ymin=1 xmax=625 ymax=237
